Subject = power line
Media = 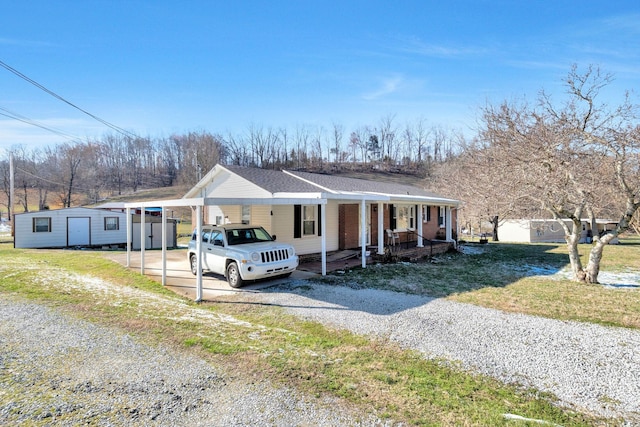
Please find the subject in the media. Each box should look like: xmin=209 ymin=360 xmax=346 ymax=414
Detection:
xmin=0 ymin=107 xmax=84 ymax=143
xmin=0 ymin=59 xmax=139 ymax=139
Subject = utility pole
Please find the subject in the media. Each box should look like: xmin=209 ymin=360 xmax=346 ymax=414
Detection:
xmin=9 ymin=152 xmax=14 ymax=231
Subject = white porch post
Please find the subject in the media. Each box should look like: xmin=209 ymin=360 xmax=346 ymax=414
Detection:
xmin=417 ymin=204 xmax=424 ymax=248
xmin=140 ymin=207 xmax=145 ymax=274
xmin=361 ymin=198 xmax=367 ymax=268
xmin=321 ymin=202 xmax=327 ymax=276
xmin=161 ymin=207 xmax=167 ymax=287
xmin=126 ymin=207 xmax=131 ymax=267
xmin=377 ymin=202 xmax=384 ymax=255
xmin=196 ymin=206 xmax=203 ymax=302
xmin=446 ymin=206 xmax=453 ymax=242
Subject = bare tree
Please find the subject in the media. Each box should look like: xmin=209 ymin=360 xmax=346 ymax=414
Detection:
xmin=474 ymin=65 xmax=640 ymax=283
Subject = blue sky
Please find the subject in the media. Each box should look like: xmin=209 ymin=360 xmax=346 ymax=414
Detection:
xmin=1 ymin=1 xmax=639 ymax=150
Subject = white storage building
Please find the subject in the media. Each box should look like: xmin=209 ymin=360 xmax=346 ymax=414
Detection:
xmin=13 ymin=207 xmax=177 ymax=249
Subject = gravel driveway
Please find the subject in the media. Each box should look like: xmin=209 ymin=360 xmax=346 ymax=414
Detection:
xmin=2 ymin=266 xmax=639 ymax=425
xmin=244 ymin=280 xmax=640 ymax=424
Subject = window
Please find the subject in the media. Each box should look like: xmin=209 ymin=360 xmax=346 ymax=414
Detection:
xmin=294 ymin=204 xmax=322 ymax=238
xmin=438 ymin=207 xmax=446 ymax=228
xmin=241 ymin=205 xmax=250 ymax=224
xmin=423 ymin=205 xmax=431 ymax=222
xmin=393 ymin=205 xmax=415 ymax=231
xmin=104 ymin=217 xmax=119 ymax=231
xmin=303 ymin=205 xmax=315 ymax=236
xmin=33 ymin=217 xmax=51 ymax=233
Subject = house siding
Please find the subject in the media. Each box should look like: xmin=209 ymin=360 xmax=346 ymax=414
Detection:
xmin=14 ymin=208 xmax=128 ymax=249
xmin=208 ymin=169 xmax=272 ymax=198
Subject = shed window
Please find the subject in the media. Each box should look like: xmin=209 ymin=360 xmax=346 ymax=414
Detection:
xmin=104 ymin=217 xmax=119 ymax=231
xmin=33 ymin=217 xmax=51 ymax=233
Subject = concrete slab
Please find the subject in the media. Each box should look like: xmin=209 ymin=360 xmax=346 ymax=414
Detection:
xmin=106 ymin=249 xmax=319 ymax=301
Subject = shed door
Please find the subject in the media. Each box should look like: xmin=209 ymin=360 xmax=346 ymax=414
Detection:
xmin=68 ymin=217 xmax=90 ymax=246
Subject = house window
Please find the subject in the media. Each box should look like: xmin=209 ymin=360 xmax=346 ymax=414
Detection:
xmin=104 ymin=217 xmax=119 ymax=231
xmin=438 ymin=207 xmax=446 ymax=228
xmin=241 ymin=205 xmax=250 ymax=224
xmin=33 ymin=217 xmax=51 ymax=233
xmin=303 ymin=205 xmax=315 ymax=236
xmin=393 ymin=205 xmax=415 ymax=231
xmin=423 ymin=205 xmax=431 ymax=222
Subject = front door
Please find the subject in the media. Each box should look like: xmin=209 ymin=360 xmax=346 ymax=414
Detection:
xmin=68 ymin=217 xmax=90 ymax=246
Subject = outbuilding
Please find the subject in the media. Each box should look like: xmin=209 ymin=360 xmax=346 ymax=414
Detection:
xmin=13 ymin=207 xmax=177 ymax=249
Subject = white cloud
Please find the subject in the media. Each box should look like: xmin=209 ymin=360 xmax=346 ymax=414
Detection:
xmin=362 ymin=75 xmax=404 ymax=100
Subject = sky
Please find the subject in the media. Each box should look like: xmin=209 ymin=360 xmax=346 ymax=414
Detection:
xmin=1 ymin=1 xmax=640 ymax=151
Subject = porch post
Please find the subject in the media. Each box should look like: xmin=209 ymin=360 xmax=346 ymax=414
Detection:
xmin=446 ymin=206 xmax=453 ymax=242
xmin=417 ymin=204 xmax=424 ymax=247
xmin=321 ymin=201 xmax=327 ymax=276
xmin=140 ymin=207 xmax=145 ymax=274
xmin=377 ymin=202 xmax=384 ymax=255
xmin=126 ymin=207 xmax=131 ymax=267
xmin=361 ymin=198 xmax=367 ymax=268
xmin=196 ymin=206 xmax=203 ymax=302
xmin=161 ymin=206 xmax=167 ymax=287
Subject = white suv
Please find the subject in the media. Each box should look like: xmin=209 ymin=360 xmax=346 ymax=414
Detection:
xmin=187 ymin=224 xmax=298 ymax=288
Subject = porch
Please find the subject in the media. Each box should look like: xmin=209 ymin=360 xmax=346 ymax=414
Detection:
xmin=298 ymin=240 xmax=455 ymax=274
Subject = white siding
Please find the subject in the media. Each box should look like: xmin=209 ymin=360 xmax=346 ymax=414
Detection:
xmin=251 ymin=205 xmax=272 ymax=231
xmin=206 ymin=169 xmax=272 ymax=198
xmin=497 ymin=220 xmax=532 ymax=243
xmin=14 ymin=208 xmax=128 ymax=248
xmin=499 ymin=219 xmax=595 ymax=243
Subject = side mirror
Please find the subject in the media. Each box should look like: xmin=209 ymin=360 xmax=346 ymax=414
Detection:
xmin=271 ymin=235 xmax=276 ymax=241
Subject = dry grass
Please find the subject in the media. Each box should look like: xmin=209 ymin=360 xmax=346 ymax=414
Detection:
xmin=319 ymin=238 xmax=640 ymax=329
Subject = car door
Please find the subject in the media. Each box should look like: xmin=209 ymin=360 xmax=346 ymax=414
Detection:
xmin=204 ymin=229 xmax=226 ymax=275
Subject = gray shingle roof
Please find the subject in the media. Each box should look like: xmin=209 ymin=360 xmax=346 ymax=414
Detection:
xmin=224 ymin=165 xmax=450 ymax=200
xmin=223 ymin=165 xmax=321 ymax=193
xmin=288 ymin=170 xmax=446 ymax=198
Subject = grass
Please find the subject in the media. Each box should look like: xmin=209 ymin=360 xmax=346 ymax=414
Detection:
xmin=319 ymin=238 xmax=640 ymax=329
xmin=0 ymin=242 xmax=607 ymax=426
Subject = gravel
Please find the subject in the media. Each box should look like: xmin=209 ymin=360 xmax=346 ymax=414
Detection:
xmin=247 ymin=281 xmax=640 ymax=424
xmin=0 ymin=298 xmax=387 ymax=426
xmin=2 ymin=266 xmax=639 ymax=425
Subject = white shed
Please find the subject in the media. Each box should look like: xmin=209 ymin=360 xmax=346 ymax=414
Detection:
xmin=498 ymin=219 xmax=619 ymax=244
xmin=14 ymin=207 xmax=177 ymax=249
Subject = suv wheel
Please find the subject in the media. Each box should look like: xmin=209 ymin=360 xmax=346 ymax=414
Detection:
xmin=190 ymin=254 xmax=198 ymax=275
xmin=226 ymin=262 xmax=243 ymax=288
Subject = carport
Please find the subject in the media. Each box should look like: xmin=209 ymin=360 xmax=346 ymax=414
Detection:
xmin=124 ymin=196 xmax=331 ymax=302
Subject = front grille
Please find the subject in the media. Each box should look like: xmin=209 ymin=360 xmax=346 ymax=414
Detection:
xmin=260 ymin=249 xmax=289 ymax=263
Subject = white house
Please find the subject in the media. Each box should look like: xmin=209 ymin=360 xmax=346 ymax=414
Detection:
xmin=182 ymin=164 xmax=461 ymax=257
xmin=497 ymin=219 xmax=619 ymax=244
xmin=14 ymin=207 xmax=177 ymax=249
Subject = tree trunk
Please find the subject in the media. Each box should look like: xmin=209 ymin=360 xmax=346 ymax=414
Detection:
xmin=491 ymin=216 xmax=499 ymax=241
xmin=585 ymin=241 xmax=604 ymax=284
xmin=565 ymin=232 xmax=586 ymax=282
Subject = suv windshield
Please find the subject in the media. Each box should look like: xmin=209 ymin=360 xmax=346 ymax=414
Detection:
xmin=226 ymin=227 xmax=273 ymax=245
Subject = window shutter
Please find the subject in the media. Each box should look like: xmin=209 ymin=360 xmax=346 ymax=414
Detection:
xmin=426 ymin=205 xmax=431 ymax=222
xmin=389 ymin=204 xmax=396 ymax=230
xmin=317 ymin=204 xmax=322 ymax=237
xmin=294 ymin=205 xmax=301 ymax=238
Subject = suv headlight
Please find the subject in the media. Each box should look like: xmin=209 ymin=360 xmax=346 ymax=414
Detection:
xmin=251 ymin=252 xmax=260 ymax=262
xmin=288 ymin=247 xmax=295 ymax=257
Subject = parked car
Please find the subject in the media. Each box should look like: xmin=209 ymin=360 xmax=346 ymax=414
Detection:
xmin=187 ymin=224 xmax=298 ymax=288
